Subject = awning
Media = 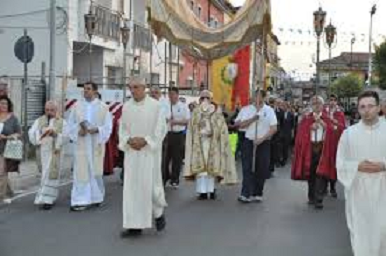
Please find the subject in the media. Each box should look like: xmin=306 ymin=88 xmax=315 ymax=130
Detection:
xmin=146 ymin=0 xmax=271 ymax=60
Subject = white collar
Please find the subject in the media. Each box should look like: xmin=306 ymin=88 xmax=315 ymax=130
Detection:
xmin=360 ymin=119 xmax=381 ymax=130
xmin=313 ymin=112 xmax=322 ymax=118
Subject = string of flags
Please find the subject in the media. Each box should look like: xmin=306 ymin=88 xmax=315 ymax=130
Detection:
xmin=274 ymin=27 xmax=386 ymax=46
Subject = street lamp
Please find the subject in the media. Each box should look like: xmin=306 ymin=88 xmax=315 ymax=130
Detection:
xmin=120 ymin=20 xmax=130 ymax=102
xmin=368 ymin=4 xmax=377 ymax=87
xmin=313 ymin=7 xmax=327 ymax=95
xmin=350 ymin=36 xmax=356 ymax=69
xmin=324 ymin=21 xmax=337 ymax=94
xmin=84 ymin=10 xmax=97 ymax=81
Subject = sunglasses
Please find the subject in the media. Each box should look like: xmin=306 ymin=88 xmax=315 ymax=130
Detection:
xmin=200 ymin=97 xmax=210 ymax=100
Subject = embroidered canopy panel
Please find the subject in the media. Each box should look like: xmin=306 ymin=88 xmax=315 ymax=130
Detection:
xmin=146 ymin=0 xmax=271 ymax=60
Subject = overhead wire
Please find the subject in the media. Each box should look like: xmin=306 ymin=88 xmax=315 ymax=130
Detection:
xmin=0 ymin=9 xmax=49 ymax=19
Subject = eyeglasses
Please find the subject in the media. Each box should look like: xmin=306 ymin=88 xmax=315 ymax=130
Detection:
xmin=358 ymin=104 xmax=378 ymax=111
xmin=200 ymin=97 xmax=210 ymax=100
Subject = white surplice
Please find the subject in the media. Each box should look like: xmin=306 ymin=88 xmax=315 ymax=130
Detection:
xmin=67 ymin=99 xmax=112 ymax=206
xmin=119 ymin=96 xmax=167 ymax=229
xmin=195 ymin=114 xmax=215 ymax=194
xmin=29 ymin=116 xmax=67 ymax=205
xmin=336 ymin=119 xmax=386 ymax=256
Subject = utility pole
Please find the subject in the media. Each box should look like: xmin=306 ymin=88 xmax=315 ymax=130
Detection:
xmin=48 ymin=0 xmax=56 ymax=100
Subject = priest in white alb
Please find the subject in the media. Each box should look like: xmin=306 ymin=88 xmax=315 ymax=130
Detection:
xmin=119 ymin=75 xmax=167 ymax=238
xmin=336 ymin=91 xmax=386 ymax=256
xmin=29 ymin=101 xmax=67 ymax=210
xmin=67 ymin=82 xmax=112 ymax=211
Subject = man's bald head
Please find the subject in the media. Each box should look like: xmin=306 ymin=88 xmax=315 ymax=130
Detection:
xmin=45 ymin=100 xmax=58 ymax=118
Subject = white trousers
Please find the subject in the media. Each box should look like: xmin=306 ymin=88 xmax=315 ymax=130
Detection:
xmin=196 ymin=172 xmax=215 ymax=194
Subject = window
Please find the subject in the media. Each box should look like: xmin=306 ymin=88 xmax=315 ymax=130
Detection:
xmin=186 ymin=78 xmax=194 ymax=88
xmin=190 ymin=1 xmax=194 ymax=10
xmin=208 ymin=16 xmax=214 ymax=27
xmin=197 ymin=6 xmax=202 ymax=18
xmin=170 ymin=45 xmax=179 ymax=61
xmin=107 ymin=66 xmax=122 ymax=88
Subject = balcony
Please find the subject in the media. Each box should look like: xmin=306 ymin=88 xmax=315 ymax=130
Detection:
xmin=91 ymin=5 xmax=121 ymax=42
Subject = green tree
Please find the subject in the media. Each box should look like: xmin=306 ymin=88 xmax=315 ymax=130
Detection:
xmin=331 ymin=74 xmax=363 ymax=100
xmin=374 ymin=41 xmax=386 ymax=90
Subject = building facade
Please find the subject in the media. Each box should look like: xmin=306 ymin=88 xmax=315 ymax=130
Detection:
xmin=318 ymin=52 xmax=374 ymax=87
xmin=177 ymin=0 xmax=231 ymax=90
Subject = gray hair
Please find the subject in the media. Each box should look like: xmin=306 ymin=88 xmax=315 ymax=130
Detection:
xmin=311 ymin=96 xmax=325 ymax=105
xmin=45 ymin=100 xmax=58 ymax=110
xmin=150 ymin=85 xmax=161 ymax=91
xmin=129 ymin=73 xmax=147 ymax=86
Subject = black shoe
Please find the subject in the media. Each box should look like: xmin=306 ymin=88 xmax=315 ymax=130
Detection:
xmin=197 ymin=193 xmax=208 ymax=200
xmin=209 ymin=190 xmax=217 ymax=200
xmin=307 ymin=199 xmax=315 ymax=205
xmin=330 ymin=190 xmax=338 ymax=198
xmin=121 ymin=229 xmax=143 ymax=238
xmin=155 ymin=215 xmax=166 ymax=232
xmin=41 ymin=204 xmax=53 ymax=210
xmin=91 ymin=202 xmax=103 ymax=208
xmin=314 ymin=200 xmax=324 ymax=209
xmin=70 ymin=205 xmax=88 ymax=212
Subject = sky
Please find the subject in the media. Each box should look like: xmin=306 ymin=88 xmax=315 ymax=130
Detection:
xmin=229 ymin=0 xmax=386 ymax=80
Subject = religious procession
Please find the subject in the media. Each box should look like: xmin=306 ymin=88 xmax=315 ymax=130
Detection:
xmin=1 ymin=0 xmax=386 ymax=256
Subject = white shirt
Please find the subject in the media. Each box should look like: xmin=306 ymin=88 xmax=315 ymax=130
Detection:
xmin=168 ymin=101 xmax=190 ymax=132
xmin=311 ymin=112 xmax=325 ymax=142
xmin=159 ymin=97 xmax=171 ymax=120
xmin=245 ymin=104 xmax=278 ymax=140
xmin=235 ymin=104 xmax=256 ymax=132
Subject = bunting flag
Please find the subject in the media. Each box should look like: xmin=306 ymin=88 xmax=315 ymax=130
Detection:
xmin=275 ymin=27 xmax=386 ymax=41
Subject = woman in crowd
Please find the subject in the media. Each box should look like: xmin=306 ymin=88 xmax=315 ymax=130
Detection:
xmin=0 ymin=96 xmax=22 ymax=203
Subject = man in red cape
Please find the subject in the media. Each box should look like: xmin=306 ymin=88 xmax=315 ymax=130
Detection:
xmin=291 ymin=96 xmax=336 ymax=209
xmin=104 ymin=103 xmax=123 ymax=176
xmin=323 ymin=94 xmax=346 ymax=198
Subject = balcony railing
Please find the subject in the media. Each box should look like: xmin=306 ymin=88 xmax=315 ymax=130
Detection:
xmin=91 ymin=5 xmax=121 ymax=41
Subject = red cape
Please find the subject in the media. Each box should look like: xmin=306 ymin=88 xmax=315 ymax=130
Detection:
xmin=323 ymin=109 xmax=346 ymax=180
xmin=291 ymin=112 xmax=337 ymax=181
xmin=104 ymin=105 xmax=122 ymax=175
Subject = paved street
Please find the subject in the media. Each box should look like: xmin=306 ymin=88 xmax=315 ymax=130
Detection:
xmin=0 ymin=165 xmax=352 ymax=256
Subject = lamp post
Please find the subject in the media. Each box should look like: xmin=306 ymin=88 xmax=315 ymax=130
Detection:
xmin=84 ymin=10 xmax=97 ymax=81
xmin=368 ymin=4 xmax=377 ymax=87
xmin=313 ymin=7 xmax=327 ymax=95
xmin=350 ymin=36 xmax=356 ymax=69
xmin=324 ymin=21 xmax=337 ymax=94
xmin=121 ymin=21 xmax=130 ymax=102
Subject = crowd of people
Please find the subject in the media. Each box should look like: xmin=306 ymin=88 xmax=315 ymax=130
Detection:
xmin=0 ymin=75 xmax=385 ymax=255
